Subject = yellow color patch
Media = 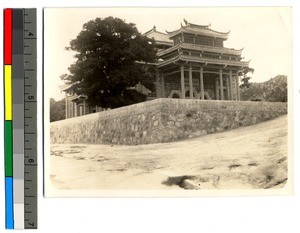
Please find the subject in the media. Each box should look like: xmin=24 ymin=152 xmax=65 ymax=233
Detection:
xmin=5 ymin=65 xmax=12 ymax=120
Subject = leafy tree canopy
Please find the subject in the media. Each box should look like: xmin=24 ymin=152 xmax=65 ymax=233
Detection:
xmin=240 ymin=76 xmax=252 ymax=89
xmin=62 ymin=17 xmax=157 ymax=108
xmin=240 ymin=75 xmax=287 ymax=102
xmin=50 ymin=98 xmax=65 ymax=122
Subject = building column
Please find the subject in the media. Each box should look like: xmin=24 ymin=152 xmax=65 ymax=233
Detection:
xmin=83 ymin=101 xmax=86 ymax=115
xmin=79 ymin=106 xmax=82 ymax=116
xmin=229 ymin=70 xmax=234 ymax=100
xmin=74 ymin=102 xmax=78 ymax=117
xmin=181 ymin=65 xmax=185 ymax=99
xmin=200 ymin=67 xmax=204 ymax=100
xmin=219 ymin=69 xmax=224 ymax=100
xmin=236 ymin=72 xmax=240 ymax=101
xmin=189 ymin=65 xmax=193 ymax=98
xmin=155 ymin=70 xmax=160 ymax=98
xmin=161 ymin=75 xmax=165 ymax=98
xmin=70 ymin=102 xmax=73 ymax=118
xmin=65 ymin=95 xmax=68 ymax=119
xmin=215 ymin=79 xmax=219 ymax=100
xmin=226 ymin=77 xmax=230 ymax=100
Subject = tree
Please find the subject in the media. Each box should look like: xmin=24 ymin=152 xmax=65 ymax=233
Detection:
xmin=240 ymin=67 xmax=254 ymax=89
xmin=240 ymin=76 xmax=252 ymax=89
xmin=61 ymin=17 xmax=157 ymax=109
xmin=50 ymin=98 xmax=65 ymax=122
xmin=240 ymin=75 xmax=287 ymax=102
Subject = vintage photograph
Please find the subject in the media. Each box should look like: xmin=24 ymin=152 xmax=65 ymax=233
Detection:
xmin=44 ymin=7 xmax=292 ymax=196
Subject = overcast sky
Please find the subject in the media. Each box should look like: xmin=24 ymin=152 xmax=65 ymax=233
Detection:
xmin=44 ymin=7 xmax=292 ymax=100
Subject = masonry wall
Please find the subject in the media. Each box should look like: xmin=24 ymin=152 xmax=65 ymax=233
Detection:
xmin=50 ymin=99 xmax=287 ymax=145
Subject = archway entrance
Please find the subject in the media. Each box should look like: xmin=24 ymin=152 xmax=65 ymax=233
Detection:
xmin=172 ymin=93 xmax=180 ymax=98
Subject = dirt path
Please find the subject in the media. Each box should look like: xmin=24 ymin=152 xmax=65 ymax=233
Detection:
xmin=50 ymin=115 xmax=287 ymax=190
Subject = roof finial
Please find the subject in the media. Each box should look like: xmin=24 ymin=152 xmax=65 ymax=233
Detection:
xmin=153 ymin=25 xmax=156 ymax=31
xmin=183 ymin=18 xmax=188 ymax=26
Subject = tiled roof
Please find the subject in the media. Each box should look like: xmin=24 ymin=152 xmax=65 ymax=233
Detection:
xmin=167 ymin=22 xmax=229 ymax=40
xmin=157 ymin=43 xmax=243 ymax=57
xmin=144 ymin=27 xmax=173 ymax=45
xmin=59 ymin=84 xmax=71 ymax=91
xmin=156 ymin=54 xmax=249 ymax=68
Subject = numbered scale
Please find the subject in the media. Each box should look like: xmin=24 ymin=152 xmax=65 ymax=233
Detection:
xmin=4 ymin=8 xmax=37 ymax=229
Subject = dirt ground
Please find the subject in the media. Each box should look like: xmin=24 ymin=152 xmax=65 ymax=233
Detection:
xmin=50 ymin=115 xmax=288 ymax=190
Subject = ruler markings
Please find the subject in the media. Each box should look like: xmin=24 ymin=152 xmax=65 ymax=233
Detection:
xmin=12 ymin=8 xmax=25 ymax=230
xmin=4 ymin=8 xmax=14 ymax=230
xmin=24 ymin=8 xmax=37 ymax=229
xmin=4 ymin=8 xmax=37 ymax=229
xmin=12 ymin=12 xmax=25 ymax=134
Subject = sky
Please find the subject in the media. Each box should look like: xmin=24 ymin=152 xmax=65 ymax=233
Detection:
xmin=44 ymin=7 xmax=292 ymax=100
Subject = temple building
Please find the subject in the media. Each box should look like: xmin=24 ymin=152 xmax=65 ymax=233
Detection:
xmin=61 ymin=20 xmax=251 ymax=118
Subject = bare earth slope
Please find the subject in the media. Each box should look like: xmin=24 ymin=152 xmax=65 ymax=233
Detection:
xmin=50 ymin=115 xmax=287 ymax=190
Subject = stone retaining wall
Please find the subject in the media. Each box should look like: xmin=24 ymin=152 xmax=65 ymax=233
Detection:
xmin=50 ymin=98 xmax=287 ymax=145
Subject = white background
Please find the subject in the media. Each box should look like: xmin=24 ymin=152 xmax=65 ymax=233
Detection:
xmin=0 ymin=0 xmax=299 ymax=233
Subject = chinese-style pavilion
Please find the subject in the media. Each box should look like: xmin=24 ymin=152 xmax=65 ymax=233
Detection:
xmin=61 ymin=20 xmax=251 ymax=119
xmin=144 ymin=20 xmax=250 ymax=101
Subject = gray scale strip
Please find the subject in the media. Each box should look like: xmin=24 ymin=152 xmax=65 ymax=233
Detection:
xmin=23 ymin=8 xmax=37 ymax=229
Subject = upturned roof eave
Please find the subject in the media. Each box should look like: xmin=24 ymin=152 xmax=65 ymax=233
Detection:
xmin=167 ymin=27 xmax=229 ymax=40
xmin=157 ymin=43 xmax=243 ymax=57
xmin=155 ymin=40 xmax=173 ymax=46
xmin=157 ymin=54 xmax=249 ymax=68
xmin=59 ymin=84 xmax=72 ymax=92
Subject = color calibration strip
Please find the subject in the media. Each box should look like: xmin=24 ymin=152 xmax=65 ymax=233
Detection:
xmin=4 ymin=8 xmax=37 ymax=229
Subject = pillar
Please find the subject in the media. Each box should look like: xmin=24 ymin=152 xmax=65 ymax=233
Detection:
xmin=65 ymin=95 xmax=68 ymax=119
xmin=189 ymin=65 xmax=193 ymax=98
xmin=70 ymin=102 xmax=73 ymax=118
xmin=161 ymin=75 xmax=165 ymax=98
xmin=200 ymin=67 xmax=204 ymax=100
xmin=236 ymin=72 xmax=240 ymax=101
xmin=215 ymin=79 xmax=219 ymax=100
xmin=226 ymin=77 xmax=230 ymax=100
xmin=155 ymin=70 xmax=160 ymax=98
xmin=181 ymin=65 xmax=185 ymax=99
xmin=74 ymin=102 xmax=78 ymax=117
xmin=83 ymin=101 xmax=86 ymax=115
xmin=229 ymin=70 xmax=234 ymax=100
xmin=219 ymin=69 xmax=224 ymax=100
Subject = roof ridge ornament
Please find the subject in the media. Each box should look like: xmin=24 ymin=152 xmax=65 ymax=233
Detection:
xmin=183 ymin=18 xmax=188 ymax=26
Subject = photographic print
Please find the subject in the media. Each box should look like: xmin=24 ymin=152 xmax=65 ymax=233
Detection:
xmin=44 ymin=7 xmax=292 ymax=197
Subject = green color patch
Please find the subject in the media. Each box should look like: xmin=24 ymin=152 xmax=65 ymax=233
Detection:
xmin=5 ymin=121 xmax=13 ymax=177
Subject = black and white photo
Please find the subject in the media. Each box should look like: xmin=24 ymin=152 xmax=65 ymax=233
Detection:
xmin=44 ymin=7 xmax=292 ymax=196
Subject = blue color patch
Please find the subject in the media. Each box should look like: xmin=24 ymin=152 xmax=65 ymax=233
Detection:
xmin=5 ymin=177 xmax=14 ymax=229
